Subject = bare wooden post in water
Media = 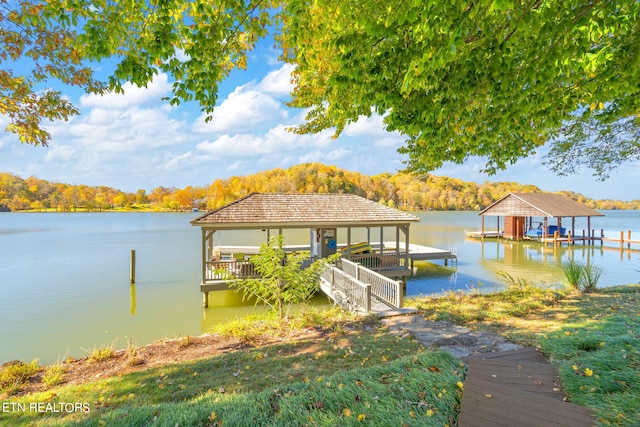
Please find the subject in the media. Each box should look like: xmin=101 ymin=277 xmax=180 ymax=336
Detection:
xmin=130 ymin=250 xmax=136 ymax=284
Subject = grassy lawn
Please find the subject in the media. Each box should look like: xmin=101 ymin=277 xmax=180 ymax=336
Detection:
xmin=0 ymin=311 xmax=464 ymax=426
xmin=410 ymin=283 xmax=640 ymax=427
xmin=1 ymin=284 xmax=638 ymax=426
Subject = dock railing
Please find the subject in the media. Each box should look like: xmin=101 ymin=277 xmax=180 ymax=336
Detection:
xmin=339 ymin=258 xmax=403 ymax=309
xmin=320 ymin=263 xmax=371 ymax=313
xmin=204 ymin=259 xmax=259 ymax=281
xmin=347 ymin=250 xmax=406 ymax=270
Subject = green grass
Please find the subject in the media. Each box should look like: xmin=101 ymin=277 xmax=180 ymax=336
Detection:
xmin=2 ymin=285 xmax=638 ymax=426
xmin=537 ymin=285 xmax=640 ymax=426
xmin=410 ymin=282 xmax=640 ymax=426
xmin=407 ymin=275 xmax=565 ymax=328
xmin=0 ymin=312 xmax=443 ymax=426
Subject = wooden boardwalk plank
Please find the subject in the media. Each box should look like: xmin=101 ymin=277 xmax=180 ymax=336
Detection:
xmin=459 ymin=378 xmax=594 ymax=426
xmin=459 ymin=348 xmax=595 ymax=427
xmin=464 ymin=346 xmax=546 ymax=364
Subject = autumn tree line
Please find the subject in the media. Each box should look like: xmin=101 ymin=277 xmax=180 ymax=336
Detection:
xmin=1 ymin=164 xmax=638 ymax=213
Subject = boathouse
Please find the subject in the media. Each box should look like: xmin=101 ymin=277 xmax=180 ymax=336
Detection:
xmin=476 ymin=192 xmax=604 ymax=241
xmin=190 ymin=193 xmax=420 ymax=305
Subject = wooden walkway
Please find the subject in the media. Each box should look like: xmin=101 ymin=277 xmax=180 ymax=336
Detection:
xmin=458 ymin=347 xmax=595 ymax=427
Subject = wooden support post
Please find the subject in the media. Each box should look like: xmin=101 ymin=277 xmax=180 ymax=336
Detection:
xmin=567 ymin=231 xmax=572 ymax=246
xmin=203 ymin=291 xmax=209 ymax=308
xmin=620 ymin=230 xmax=624 ymax=249
xmin=364 ymin=284 xmax=371 ymax=313
xmin=130 ymin=249 xmax=136 ymax=284
xmin=628 ymin=230 xmax=632 ymax=249
xmin=553 ymin=231 xmax=558 ymax=246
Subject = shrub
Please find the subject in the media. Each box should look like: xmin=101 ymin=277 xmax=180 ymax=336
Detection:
xmin=84 ymin=342 xmax=116 ymax=363
xmin=561 ymin=258 xmax=584 ymax=291
xmin=561 ymin=259 xmax=602 ymax=293
xmin=230 ymin=235 xmax=339 ymax=319
xmin=0 ymin=359 xmax=40 ymax=393
xmin=42 ymin=363 xmax=65 ymax=387
xmin=581 ymin=263 xmax=602 ymax=293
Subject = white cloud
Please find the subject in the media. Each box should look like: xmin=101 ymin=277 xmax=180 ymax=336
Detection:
xmin=79 ymin=73 xmax=173 ymax=109
xmin=193 ymin=86 xmax=288 ymax=134
xmin=44 ymin=144 xmax=75 ymax=162
xmin=196 ymin=125 xmax=334 ymax=159
xmin=257 ymin=63 xmax=295 ymax=95
xmin=227 ymin=161 xmax=242 ymax=171
xmin=164 ymin=151 xmax=192 ymax=171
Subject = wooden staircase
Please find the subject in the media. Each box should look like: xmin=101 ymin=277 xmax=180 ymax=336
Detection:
xmin=458 ymin=347 xmax=595 ymax=427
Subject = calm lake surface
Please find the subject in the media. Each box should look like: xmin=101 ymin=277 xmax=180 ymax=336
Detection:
xmin=1 ymin=211 xmax=638 ymax=364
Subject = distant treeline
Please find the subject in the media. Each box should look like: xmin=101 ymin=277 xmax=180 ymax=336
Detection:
xmin=1 ymin=163 xmax=638 ymax=212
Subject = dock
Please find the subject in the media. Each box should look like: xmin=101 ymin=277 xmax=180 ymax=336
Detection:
xmin=213 ymin=242 xmax=458 ymax=266
xmin=381 ymin=241 xmax=458 ymax=266
xmin=466 ymin=230 xmax=503 ymax=239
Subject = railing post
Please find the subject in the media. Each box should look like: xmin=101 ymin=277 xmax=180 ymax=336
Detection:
xmin=364 ymin=284 xmax=371 ymax=313
xmin=396 ymin=280 xmax=403 ymax=308
xmin=331 ymin=266 xmax=336 ymax=293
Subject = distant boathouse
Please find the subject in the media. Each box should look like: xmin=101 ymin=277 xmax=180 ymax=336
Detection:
xmin=472 ymin=192 xmax=605 ymax=244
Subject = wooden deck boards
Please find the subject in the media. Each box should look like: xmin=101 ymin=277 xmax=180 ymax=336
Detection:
xmin=458 ymin=347 xmax=595 ymax=427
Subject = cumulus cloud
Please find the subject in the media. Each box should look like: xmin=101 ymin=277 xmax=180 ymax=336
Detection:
xmin=195 ymin=125 xmax=334 ymax=158
xmin=44 ymin=144 xmax=75 ymax=162
xmin=193 ymin=86 xmax=288 ymax=134
xmin=257 ymin=63 xmax=295 ymax=95
xmin=80 ymin=73 xmax=173 ymax=109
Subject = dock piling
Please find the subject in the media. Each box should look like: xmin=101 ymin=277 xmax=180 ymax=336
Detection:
xmin=130 ymin=249 xmax=136 ymax=284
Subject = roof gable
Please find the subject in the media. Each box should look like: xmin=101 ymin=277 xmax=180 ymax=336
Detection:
xmin=191 ymin=193 xmax=419 ymax=228
xmin=479 ymin=192 xmax=604 ymax=218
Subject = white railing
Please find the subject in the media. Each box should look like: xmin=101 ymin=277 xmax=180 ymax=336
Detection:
xmin=320 ymin=263 xmax=371 ymax=313
xmin=347 ymin=251 xmax=406 ymax=270
xmin=205 ymin=256 xmax=316 ymax=282
xmin=205 ymin=260 xmax=258 ymax=281
xmin=340 ymin=258 xmax=403 ymax=309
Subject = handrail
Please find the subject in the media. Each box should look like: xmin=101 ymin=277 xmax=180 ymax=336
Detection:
xmin=205 ymin=259 xmax=258 ymax=281
xmin=320 ymin=263 xmax=371 ymax=313
xmin=340 ymin=258 xmax=403 ymax=308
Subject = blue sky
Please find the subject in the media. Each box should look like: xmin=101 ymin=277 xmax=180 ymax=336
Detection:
xmin=1 ymin=36 xmax=639 ymax=201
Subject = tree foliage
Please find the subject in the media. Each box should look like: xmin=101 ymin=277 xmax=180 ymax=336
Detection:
xmin=3 ymin=1 xmax=639 ymax=178
xmin=3 ymin=163 xmax=638 ymax=213
xmin=1 ymin=0 xmax=279 ymax=145
xmin=279 ymin=0 xmax=640 ymax=178
xmin=229 ymin=235 xmax=333 ymax=318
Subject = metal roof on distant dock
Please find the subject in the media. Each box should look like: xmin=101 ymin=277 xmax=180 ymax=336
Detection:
xmin=479 ymin=192 xmax=605 ymax=218
xmin=191 ymin=193 xmax=420 ymax=229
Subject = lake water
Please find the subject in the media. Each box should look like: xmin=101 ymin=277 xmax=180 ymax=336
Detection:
xmin=1 ymin=211 xmax=638 ymax=364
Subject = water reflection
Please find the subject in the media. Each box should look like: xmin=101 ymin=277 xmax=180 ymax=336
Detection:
xmin=130 ymin=284 xmax=136 ymax=315
xmin=406 ymin=234 xmax=640 ymax=297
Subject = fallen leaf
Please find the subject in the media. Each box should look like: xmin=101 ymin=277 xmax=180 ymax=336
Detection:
xmin=485 ymin=394 xmax=492 ymax=398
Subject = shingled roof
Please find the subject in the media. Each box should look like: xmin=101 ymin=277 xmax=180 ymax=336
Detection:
xmin=191 ymin=193 xmax=419 ymax=229
xmin=479 ymin=192 xmax=604 ymax=218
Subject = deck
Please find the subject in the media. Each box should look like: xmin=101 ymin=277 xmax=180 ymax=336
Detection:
xmin=380 ymin=241 xmax=458 ymax=266
xmin=458 ymin=347 xmax=595 ymax=427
